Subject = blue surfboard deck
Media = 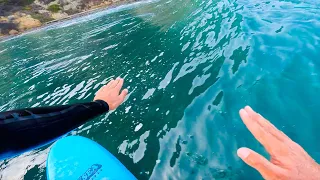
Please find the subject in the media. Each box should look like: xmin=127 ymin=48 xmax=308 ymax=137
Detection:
xmin=46 ymin=136 xmax=136 ymax=180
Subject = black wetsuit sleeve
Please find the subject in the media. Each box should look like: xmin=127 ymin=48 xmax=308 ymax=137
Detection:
xmin=0 ymin=100 xmax=109 ymax=158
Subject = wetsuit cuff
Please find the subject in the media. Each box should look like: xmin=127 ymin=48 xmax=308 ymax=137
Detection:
xmin=94 ymin=100 xmax=110 ymax=111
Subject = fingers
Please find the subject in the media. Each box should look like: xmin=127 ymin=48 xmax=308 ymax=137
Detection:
xmin=119 ymin=89 xmax=128 ymax=101
xmin=237 ymin=147 xmax=284 ymax=179
xmin=239 ymin=108 xmax=280 ymax=153
xmin=105 ymin=77 xmax=124 ymax=89
xmin=113 ymin=89 xmax=128 ymax=108
xmin=94 ymin=77 xmax=127 ymax=108
xmin=115 ymin=78 xmax=124 ymax=92
xmin=105 ymin=79 xmax=115 ymax=88
xmin=110 ymin=77 xmax=121 ymax=88
xmin=104 ymin=78 xmax=119 ymax=89
xmin=244 ymin=106 xmax=289 ymax=142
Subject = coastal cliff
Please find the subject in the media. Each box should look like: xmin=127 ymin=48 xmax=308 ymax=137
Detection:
xmin=0 ymin=0 xmax=136 ymax=37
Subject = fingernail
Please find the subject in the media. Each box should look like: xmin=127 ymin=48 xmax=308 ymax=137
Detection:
xmin=239 ymin=109 xmax=249 ymax=118
xmin=245 ymin=106 xmax=254 ymax=112
xmin=116 ymin=77 xmax=120 ymax=80
xmin=237 ymin=148 xmax=250 ymax=159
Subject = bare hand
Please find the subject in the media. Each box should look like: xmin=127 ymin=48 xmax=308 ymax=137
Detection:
xmin=94 ymin=78 xmax=128 ymax=110
xmin=237 ymin=106 xmax=320 ymax=180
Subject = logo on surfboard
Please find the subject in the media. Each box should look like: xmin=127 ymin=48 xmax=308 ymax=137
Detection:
xmin=78 ymin=164 xmax=102 ymax=180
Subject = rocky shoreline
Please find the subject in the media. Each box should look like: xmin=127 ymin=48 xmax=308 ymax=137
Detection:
xmin=0 ymin=0 xmax=138 ymax=38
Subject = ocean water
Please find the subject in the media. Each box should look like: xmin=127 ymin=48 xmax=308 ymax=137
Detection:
xmin=1 ymin=0 xmax=320 ymax=179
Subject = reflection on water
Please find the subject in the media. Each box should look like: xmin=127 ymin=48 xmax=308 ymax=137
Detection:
xmin=1 ymin=0 xmax=320 ymax=179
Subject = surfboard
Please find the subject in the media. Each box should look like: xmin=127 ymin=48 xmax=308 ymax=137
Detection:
xmin=46 ymin=136 xmax=136 ymax=180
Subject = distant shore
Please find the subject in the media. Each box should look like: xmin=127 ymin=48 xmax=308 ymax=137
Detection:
xmin=44 ymin=1 xmax=138 ymax=25
xmin=0 ymin=0 xmax=139 ymax=41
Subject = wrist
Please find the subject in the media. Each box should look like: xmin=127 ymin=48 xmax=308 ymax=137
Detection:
xmin=94 ymin=100 xmax=109 ymax=111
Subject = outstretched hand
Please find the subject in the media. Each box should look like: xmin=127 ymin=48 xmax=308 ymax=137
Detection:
xmin=238 ymin=106 xmax=320 ymax=180
xmin=94 ymin=77 xmax=128 ymax=110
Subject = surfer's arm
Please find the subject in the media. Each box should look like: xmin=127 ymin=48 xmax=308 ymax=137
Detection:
xmin=0 ymin=100 xmax=109 ymax=152
xmin=0 ymin=78 xmax=128 ymax=159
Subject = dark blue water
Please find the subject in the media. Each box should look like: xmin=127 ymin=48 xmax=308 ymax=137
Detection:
xmin=1 ymin=0 xmax=320 ymax=179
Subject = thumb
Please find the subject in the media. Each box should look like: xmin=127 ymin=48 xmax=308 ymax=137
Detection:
xmin=237 ymin=147 xmax=282 ymax=179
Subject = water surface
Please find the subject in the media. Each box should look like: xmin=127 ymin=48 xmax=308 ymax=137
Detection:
xmin=1 ymin=0 xmax=320 ymax=179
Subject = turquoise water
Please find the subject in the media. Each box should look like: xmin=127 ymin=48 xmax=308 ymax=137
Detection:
xmin=1 ymin=0 xmax=320 ymax=179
